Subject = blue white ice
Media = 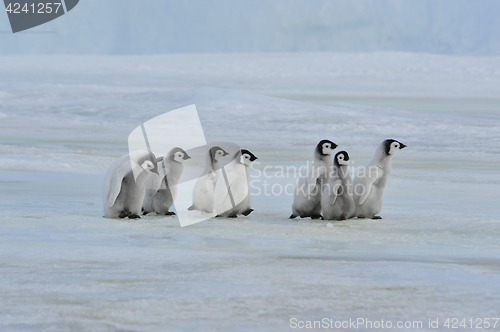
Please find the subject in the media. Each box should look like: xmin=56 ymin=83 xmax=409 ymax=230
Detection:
xmin=1 ymin=53 xmax=500 ymax=331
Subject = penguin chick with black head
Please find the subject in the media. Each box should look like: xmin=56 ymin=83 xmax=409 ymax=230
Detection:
xmin=103 ymin=150 xmax=159 ymax=219
xmin=142 ymin=147 xmax=190 ymax=216
xmin=214 ymin=149 xmax=258 ymax=218
xmin=290 ymin=139 xmax=337 ymax=219
xmin=188 ymin=146 xmax=229 ymax=213
xmin=321 ymin=151 xmax=355 ymax=221
xmin=353 ymin=139 xmax=406 ymax=219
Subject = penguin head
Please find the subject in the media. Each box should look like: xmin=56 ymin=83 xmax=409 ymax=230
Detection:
xmin=210 ymin=146 xmax=229 ymax=162
xmin=168 ymin=147 xmax=191 ymax=164
xmin=239 ymin=149 xmax=258 ymax=166
xmin=334 ymin=151 xmax=350 ymax=166
xmin=147 ymin=151 xmax=160 ymax=174
xmin=384 ymin=139 xmax=407 ymax=155
xmin=316 ymin=140 xmax=338 ymax=156
xmin=141 ymin=160 xmax=157 ymax=174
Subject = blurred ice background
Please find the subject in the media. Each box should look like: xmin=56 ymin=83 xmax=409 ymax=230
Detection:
xmin=1 ymin=1 xmax=500 ymax=331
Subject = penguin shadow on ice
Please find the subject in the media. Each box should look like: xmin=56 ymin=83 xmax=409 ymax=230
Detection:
xmin=142 ymin=147 xmax=191 ymax=216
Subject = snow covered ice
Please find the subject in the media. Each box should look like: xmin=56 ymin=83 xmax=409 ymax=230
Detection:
xmin=1 ymin=53 xmax=500 ymax=331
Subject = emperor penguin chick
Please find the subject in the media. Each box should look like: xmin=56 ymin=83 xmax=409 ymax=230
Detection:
xmin=290 ymin=140 xmax=338 ymax=219
xmin=142 ymin=147 xmax=191 ymax=216
xmin=321 ymin=151 xmax=355 ymax=221
xmin=188 ymin=146 xmax=229 ymax=213
xmin=103 ymin=150 xmax=159 ymax=219
xmin=353 ymin=139 xmax=406 ymax=219
xmin=214 ymin=149 xmax=258 ymax=218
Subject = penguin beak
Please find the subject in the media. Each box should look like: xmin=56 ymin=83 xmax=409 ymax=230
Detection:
xmin=223 ymin=151 xmax=229 ymax=156
xmin=332 ymin=144 xmax=338 ymax=149
xmin=152 ymin=168 xmax=159 ymax=175
xmin=400 ymin=143 xmax=407 ymax=149
xmin=183 ymin=154 xmax=191 ymax=160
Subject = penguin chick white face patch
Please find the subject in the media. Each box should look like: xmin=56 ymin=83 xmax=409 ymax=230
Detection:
xmin=239 ymin=149 xmax=258 ymax=166
xmin=240 ymin=154 xmax=252 ymax=166
xmin=174 ymin=152 xmax=186 ymax=163
xmin=215 ymin=150 xmax=226 ymax=161
xmin=388 ymin=140 xmax=407 ymax=155
xmin=337 ymin=154 xmax=348 ymax=165
xmin=335 ymin=151 xmax=350 ymax=165
xmin=322 ymin=143 xmax=334 ymax=155
xmin=141 ymin=160 xmax=155 ymax=172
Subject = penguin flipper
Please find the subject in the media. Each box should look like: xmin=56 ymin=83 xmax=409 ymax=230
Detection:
xmin=158 ymin=161 xmax=172 ymax=190
xmin=357 ymin=167 xmax=383 ymax=205
xmin=304 ymin=165 xmax=324 ymax=197
xmin=329 ymin=179 xmax=342 ymax=205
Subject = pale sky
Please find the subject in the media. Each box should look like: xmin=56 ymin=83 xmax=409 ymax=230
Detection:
xmin=1 ymin=0 xmax=499 ymax=55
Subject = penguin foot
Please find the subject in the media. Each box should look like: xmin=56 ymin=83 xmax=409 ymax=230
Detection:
xmin=165 ymin=211 xmax=176 ymax=216
xmin=142 ymin=210 xmax=149 ymax=216
xmin=371 ymin=216 xmax=382 ymax=220
xmin=242 ymin=209 xmax=254 ymax=216
xmin=128 ymin=214 xmax=141 ymax=219
xmin=119 ymin=211 xmax=131 ymax=219
xmin=227 ymin=214 xmax=238 ymax=218
xmin=289 ymin=214 xmax=298 ymax=219
xmin=215 ymin=214 xmax=221 ymax=218
xmin=311 ymin=214 xmax=323 ymax=220
xmin=187 ymin=205 xmax=196 ymax=211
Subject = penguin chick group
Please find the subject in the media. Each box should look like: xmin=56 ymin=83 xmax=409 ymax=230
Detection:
xmin=102 ymin=146 xmax=258 ymax=219
xmin=291 ymin=139 xmax=406 ymax=221
xmin=102 ymin=139 xmax=405 ymax=221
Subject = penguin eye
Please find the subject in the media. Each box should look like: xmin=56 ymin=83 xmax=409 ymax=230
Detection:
xmin=339 ymin=155 xmax=344 ymax=160
xmin=245 ymin=155 xmax=249 ymax=159
xmin=324 ymin=144 xmax=330 ymax=149
xmin=394 ymin=143 xmax=399 ymax=148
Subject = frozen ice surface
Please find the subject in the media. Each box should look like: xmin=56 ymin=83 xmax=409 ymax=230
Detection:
xmin=0 ymin=53 xmax=499 ymax=331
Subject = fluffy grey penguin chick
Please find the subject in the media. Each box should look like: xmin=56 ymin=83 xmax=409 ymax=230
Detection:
xmin=214 ymin=149 xmax=258 ymax=218
xmin=103 ymin=150 xmax=159 ymax=219
xmin=142 ymin=147 xmax=190 ymax=216
xmin=290 ymin=139 xmax=337 ymax=219
xmin=321 ymin=151 xmax=355 ymax=221
xmin=188 ymin=146 xmax=229 ymax=213
xmin=353 ymin=139 xmax=406 ymax=219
